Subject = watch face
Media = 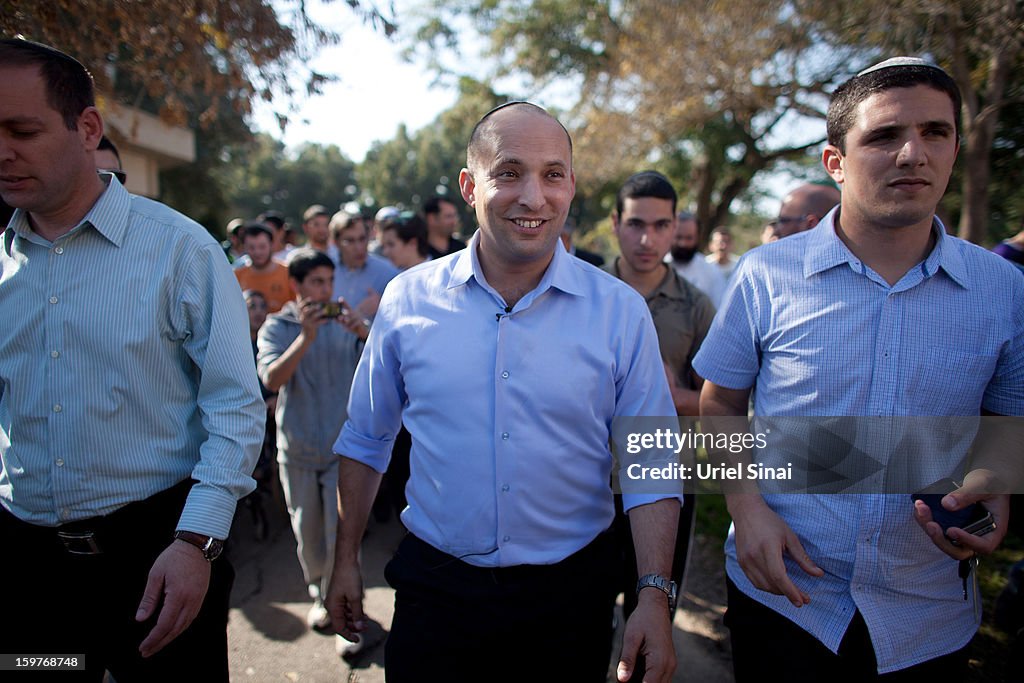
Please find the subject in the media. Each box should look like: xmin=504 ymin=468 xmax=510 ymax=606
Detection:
xmin=205 ymin=539 xmax=225 ymax=561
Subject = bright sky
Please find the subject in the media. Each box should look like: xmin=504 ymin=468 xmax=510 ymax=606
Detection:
xmin=253 ymin=2 xmax=458 ymax=162
xmin=252 ymin=1 xmax=821 ymax=213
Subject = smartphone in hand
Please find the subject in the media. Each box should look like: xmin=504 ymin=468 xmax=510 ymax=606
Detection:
xmin=911 ymin=478 xmax=996 ymax=544
xmin=321 ymin=302 xmax=344 ymax=318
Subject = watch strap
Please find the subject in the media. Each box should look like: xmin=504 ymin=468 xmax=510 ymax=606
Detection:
xmin=636 ymin=573 xmax=678 ymax=610
xmin=174 ymin=530 xmax=224 ymax=561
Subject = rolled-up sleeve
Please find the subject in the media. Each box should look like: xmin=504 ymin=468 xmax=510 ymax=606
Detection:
xmin=333 ymin=289 xmax=406 ymax=472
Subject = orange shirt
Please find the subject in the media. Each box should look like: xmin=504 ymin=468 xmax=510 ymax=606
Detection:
xmin=235 ymin=260 xmax=292 ymax=313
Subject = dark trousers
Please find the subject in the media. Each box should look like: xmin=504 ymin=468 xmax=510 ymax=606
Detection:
xmin=0 ymin=480 xmax=234 ymax=682
xmin=383 ymin=532 xmax=620 ymax=683
xmin=726 ymin=578 xmax=969 ymax=683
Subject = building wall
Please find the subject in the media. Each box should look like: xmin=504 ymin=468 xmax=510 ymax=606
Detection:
xmin=100 ymin=104 xmax=195 ymax=199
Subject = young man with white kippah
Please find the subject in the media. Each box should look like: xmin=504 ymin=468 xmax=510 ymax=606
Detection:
xmin=696 ymin=57 xmax=1024 ymax=680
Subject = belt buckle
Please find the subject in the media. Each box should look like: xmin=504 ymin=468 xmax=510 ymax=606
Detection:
xmin=57 ymin=530 xmax=103 ymax=555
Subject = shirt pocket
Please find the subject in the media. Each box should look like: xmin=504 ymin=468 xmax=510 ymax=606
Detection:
xmin=903 ymin=349 xmax=999 ymax=414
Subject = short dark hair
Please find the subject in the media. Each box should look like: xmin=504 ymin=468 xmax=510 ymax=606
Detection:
xmin=616 ymin=171 xmax=677 ymax=216
xmin=241 ymin=222 xmax=274 ymax=242
xmin=422 ymin=196 xmax=456 ymax=217
xmin=287 ymin=248 xmax=334 ymax=283
xmin=381 ymin=212 xmax=429 ymax=257
xmin=0 ymin=38 xmax=95 ymax=130
xmin=97 ymin=135 xmax=121 ymax=165
xmin=827 ymin=61 xmax=962 ymax=152
xmin=259 ymin=211 xmax=286 ymax=231
xmin=467 ymin=101 xmax=573 ymax=172
xmin=302 ymin=204 xmax=331 ymax=223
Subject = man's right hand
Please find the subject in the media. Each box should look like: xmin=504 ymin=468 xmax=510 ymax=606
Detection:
xmin=297 ymin=298 xmax=329 ymax=341
xmin=326 ymin=559 xmax=367 ymax=643
xmin=730 ymin=495 xmax=823 ymax=607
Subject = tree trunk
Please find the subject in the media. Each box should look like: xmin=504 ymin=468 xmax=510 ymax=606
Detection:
xmin=958 ymin=131 xmax=993 ymax=244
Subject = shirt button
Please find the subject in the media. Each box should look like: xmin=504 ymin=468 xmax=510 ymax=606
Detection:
xmin=56 ymin=459 xmax=64 ymax=467
xmin=501 ymin=432 xmax=509 ymax=441
xmin=53 ymin=404 xmax=62 ymax=413
xmin=501 ymin=484 xmax=510 ymax=492
xmin=51 ymin=350 xmax=60 ymax=359
xmin=501 ymin=371 xmax=509 ymax=379
xmin=502 ymin=535 xmax=510 ymax=542
xmin=54 ymin=246 xmax=64 ymax=254
xmin=61 ymin=508 xmax=71 ymax=520
xmin=49 ymin=296 xmax=58 ymax=304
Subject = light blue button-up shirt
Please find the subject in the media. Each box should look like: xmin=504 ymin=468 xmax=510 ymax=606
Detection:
xmin=693 ymin=210 xmax=1024 ymax=673
xmin=257 ymin=301 xmax=362 ymax=467
xmin=332 ymin=252 xmax=398 ymax=311
xmin=334 ymin=232 xmax=679 ymax=567
xmin=0 ymin=177 xmax=264 ymax=538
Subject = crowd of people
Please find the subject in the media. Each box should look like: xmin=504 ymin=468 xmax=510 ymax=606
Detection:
xmin=2 ymin=36 xmax=1023 ymax=683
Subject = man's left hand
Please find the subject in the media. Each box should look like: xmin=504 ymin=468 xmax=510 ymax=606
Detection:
xmin=913 ymin=469 xmax=1010 ymax=561
xmin=135 ymin=541 xmax=211 ymax=657
xmin=616 ymin=591 xmax=676 ymax=683
xmin=356 ymin=288 xmax=381 ymax=319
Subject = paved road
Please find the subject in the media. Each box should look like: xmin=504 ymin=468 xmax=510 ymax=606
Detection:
xmin=225 ymin=494 xmax=733 ymax=682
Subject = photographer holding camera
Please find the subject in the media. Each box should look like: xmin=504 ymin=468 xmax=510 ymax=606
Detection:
xmin=257 ymin=248 xmax=368 ymax=656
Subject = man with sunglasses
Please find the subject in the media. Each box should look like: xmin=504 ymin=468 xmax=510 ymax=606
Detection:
xmin=94 ymin=134 xmax=125 ymax=184
xmin=771 ymin=183 xmax=840 ymax=240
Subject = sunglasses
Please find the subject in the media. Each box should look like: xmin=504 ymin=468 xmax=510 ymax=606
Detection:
xmin=100 ymin=169 xmax=127 ymax=184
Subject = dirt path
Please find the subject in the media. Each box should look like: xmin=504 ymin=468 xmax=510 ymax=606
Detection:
xmin=226 ymin=498 xmax=734 ymax=682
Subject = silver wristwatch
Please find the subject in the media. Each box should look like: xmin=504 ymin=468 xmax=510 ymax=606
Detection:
xmin=636 ymin=573 xmax=678 ymax=610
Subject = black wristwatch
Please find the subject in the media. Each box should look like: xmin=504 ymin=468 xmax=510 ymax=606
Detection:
xmin=637 ymin=573 xmax=678 ymax=611
xmin=174 ymin=530 xmax=225 ymax=561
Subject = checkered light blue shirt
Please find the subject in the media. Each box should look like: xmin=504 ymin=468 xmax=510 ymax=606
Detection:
xmin=694 ymin=209 xmax=1024 ymax=673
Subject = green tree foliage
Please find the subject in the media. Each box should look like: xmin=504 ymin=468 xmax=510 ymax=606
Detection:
xmin=414 ymin=0 xmax=1021 ymax=243
xmin=413 ymin=0 xmax=859 ymax=240
xmin=211 ymin=132 xmax=359 ymax=231
xmin=800 ymin=0 xmax=1024 ymax=243
xmin=357 ymin=77 xmax=503 ymax=218
xmin=1 ymin=0 xmax=395 ymax=126
xmin=2 ymin=0 xmax=394 ymax=234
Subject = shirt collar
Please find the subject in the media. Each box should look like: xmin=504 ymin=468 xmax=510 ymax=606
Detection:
xmin=611 ymin=257 xmax=682 ymax=302
xmin=447 ymin=230 xmax=586 ymax=300
xmin=8 ymin=173 xmax=131 ymax=247
xmin=803 ymin=207 xmax=968 ymax=289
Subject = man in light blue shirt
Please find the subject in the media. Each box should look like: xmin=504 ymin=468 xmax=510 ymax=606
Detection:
xmin=327 ymin=102 xmax=681 ymax=682
xmin=0 ymin=39 xmax=263 ymax=680
xmin=329 ymin=209 xmax=398 ymax=321
xmin=695 ymin=58 xmax=1024 ymax=679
